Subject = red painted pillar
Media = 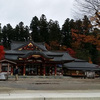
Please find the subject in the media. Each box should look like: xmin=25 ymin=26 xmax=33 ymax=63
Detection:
xmin=23 ymin=65 xmax=26 ymax=76
xmin=7 ymin=63 xmax=10 ymax=75
xmin=55 ymin=65 xmax=57 ymax=76
xmin=38 ymin=66 xmax=40 ymax=75
xmin=11 ymin=66 xmax=13 ymax=76
xmin=43 ymin=65 xmax=45 ymax=76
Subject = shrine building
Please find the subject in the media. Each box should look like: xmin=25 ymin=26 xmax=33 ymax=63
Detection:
xmin=0 ymin=40 xmax=100 ymax=77
xmin=3 ymin=41 xmax=74 ymax=76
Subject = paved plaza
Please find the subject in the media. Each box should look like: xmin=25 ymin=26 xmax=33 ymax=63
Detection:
xmin=0 ymin=76 xmax=100 ymax=100
xmin=1 ymin=76 xmax=100 ymax=90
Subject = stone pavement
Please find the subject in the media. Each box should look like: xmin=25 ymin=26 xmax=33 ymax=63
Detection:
xmin=0 ymin=76 xmax=100 ymax=99
xmin=0 ymin=90 xmax=100 ymax=100
xmin=1 ymin=76 xmax=100 ymax=90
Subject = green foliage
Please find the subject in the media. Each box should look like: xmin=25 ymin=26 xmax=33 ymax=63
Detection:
xmin=39 ymin=14 xmax=49 ymax=43
xmin=61 ymin=18 xmax=72 ymax=47
xmin=48 ymin=20 xmax=61 ymax=43
xmin=30 ymin=16 xmax=40 ymax=42
xmin=0 ymin=14 xmax=100 ymax=65
xmin=75 ymin=49 xmax=90 ymax=61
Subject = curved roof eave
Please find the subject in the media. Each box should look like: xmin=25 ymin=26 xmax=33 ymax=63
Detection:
xmin=18 ymin=51 xmax=53 ymax=59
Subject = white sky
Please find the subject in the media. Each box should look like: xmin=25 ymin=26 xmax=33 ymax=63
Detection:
xmin=0 ymin=0 xmax=74 ymax=28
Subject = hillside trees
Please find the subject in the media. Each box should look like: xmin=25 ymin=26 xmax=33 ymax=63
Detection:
xmin=1 ymin=22 xmax=30 ymax=48
xmin=30 ymin=15 xmax=61 ymax=48
xmin=30 ymin=16 xmax=40 ymax=42
xmin=48 ymin=20 xmax=61 ymax=42
xmin=71 ymin=29 xmax=99 ymax=64
xmin=48 ymin=20 xmax=61 ymax=50
xmin=61 ymin=18 xmax=72 ymax=47
xmin=39 ymin=14 xmax=49 ymax=43
xmin=0 ymin=14 xmax=100 ymax=64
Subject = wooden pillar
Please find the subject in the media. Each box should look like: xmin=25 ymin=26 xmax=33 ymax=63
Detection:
xmin=7 ymin=63 xmax=10 ymax=75
xmin=43 ymin=65 xmax=46 ymax=76
xmin=0 ymin=63 xmax=1 ymax=73
xmin=50 ymin=66 xmax=52 ymax=76
xmin=55 ymin=65 xmax=57 ymax=76
xmin=23 ymin=65 xmax=26 ymax=76
xmin=49 ymin=67 xmax=51 ymax=75
xmin=6 ymin=63 xmax=10 ymax=80
xmin=38 ymin=66 xmax=40 ymax=75
xmin=11 ymin=66 xmax=13 ymax=76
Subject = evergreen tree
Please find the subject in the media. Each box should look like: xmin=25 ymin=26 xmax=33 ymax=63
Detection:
xmin=13 ymin=25 xmax=20 ymax=41
xmin=74 ymin=19 xmax=83 ymax=34
xmin=2 ymin=25 xmax=8 ymax=48
xmin=24 ymin=26 xmax=29 ymax=41
xmin=82 ymin=15 xmax=92 ymax=35
xmin=6 ymin=24 xmax=13 ymax=45
xmin=84 ymin=42 xmax=98 ymax=64
xmin=0 ymin=23 xmax=2 ymax=42
xmin=30 ymin=16 xmax=40 ymax=42
xmin=39 ymin=14 xmax=49 ymax=43
xmin=70 ymin=19 xmax=76 ymax=29
xmin=18 ymin=22 xmax=25 ymax=41
xmin=13 ymin=22 xmax=29 ymax=41
xmin=61 ymin=18 xmax=72 ymax=47
xmin=48 ymin=20 xmax=61 ymax=43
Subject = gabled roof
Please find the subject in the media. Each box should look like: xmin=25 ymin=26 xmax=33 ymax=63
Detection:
xmin=44 ymin=51 xmax=74 ymax=61
xmin=0 ymin=59 xmax=16 ymax=64
xmin=5 ymin=41 xmax=74 ymax=62
xmin=5 ymin=55 xmax=19 ymax=61
xmin=74 ymin=59 xmax=86 ymax=62
xmin=10 ymin=41 xmax=47 ymax=51
xmin=63 ymin=61 xmax=100 ymax=71
xmin=5 ymin=49 xmax=74 ymax=62
xmin=11 ymin=41 xmax=25 ymax=50
xmin=19 ymin=51 xmax=53 ymax=59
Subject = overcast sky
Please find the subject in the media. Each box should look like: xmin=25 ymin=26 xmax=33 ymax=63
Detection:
xmin=0 ymin=0 xmax=74 ymax=28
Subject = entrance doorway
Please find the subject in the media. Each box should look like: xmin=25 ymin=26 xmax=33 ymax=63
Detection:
xmin=25 ymin=64 xmax=41 ymax=75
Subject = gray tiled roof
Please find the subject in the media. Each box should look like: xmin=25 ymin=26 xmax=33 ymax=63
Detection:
xmin=5 ymin=55 xmax=19 ymax=60
xmin=5 ymin=50 xmax=30 ymax=55
xmin=0 ymin=59 xmax=16 ymax=64
xmin=63 ymin=62 xmax=100 ymax=71
xmin=74 ymin=59 xmax=86 ymax=62
xmin=46 ymin=51 xmax=74 ymax=61
xmin=11 ymin=41 xmax=25 ymax=50
xmin=65 ymin=67 xmax=100 ymax=71
xmin=35 ymin=42 xmax=47 ymax=51
xmin=5 ymin=50 xmax=74 ymax=62
xmin=5 ymin=41 xmax=74 ymax=62
xmin=19 ymin=51 xmax=53 ymax=59
xmin=11 ymin=41 xmax=47 ymax=51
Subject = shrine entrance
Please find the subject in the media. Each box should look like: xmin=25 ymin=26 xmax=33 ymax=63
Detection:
xmin=25 ymin=63 xmax=41 ymax=75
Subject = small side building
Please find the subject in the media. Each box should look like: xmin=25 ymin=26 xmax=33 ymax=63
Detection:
xmin=63 ymin=59 xmax=100 ymax=78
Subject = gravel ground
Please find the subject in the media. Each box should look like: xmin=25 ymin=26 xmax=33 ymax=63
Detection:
xmin=0 ymin=76 xmax=100 ymax=91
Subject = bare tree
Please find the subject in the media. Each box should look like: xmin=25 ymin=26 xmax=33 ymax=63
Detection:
xmin=74 ymin=0 xmax=100 ymax=27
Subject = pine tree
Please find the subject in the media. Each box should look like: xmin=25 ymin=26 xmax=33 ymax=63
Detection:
xmin=61 ymin=18 xmax=72 ymax=47
xmin=30 ymin=16 xmax=40 ymax=42
xmin=48 ymin=20 xmax=61 ymax=43
xmin=39 ymin=14 xmax=49 ymax=43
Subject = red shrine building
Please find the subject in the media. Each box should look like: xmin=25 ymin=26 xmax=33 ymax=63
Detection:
xmin=3 ymin=41 xmax=74 ymax=76
xmin=0 ymin=40 xmax=100 ymax=77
